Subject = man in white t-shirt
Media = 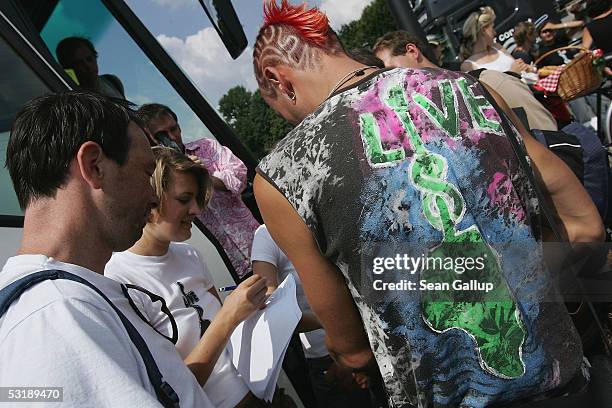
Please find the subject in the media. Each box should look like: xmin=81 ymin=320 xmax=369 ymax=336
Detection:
xmin=251 ymin=225 xmax=372 ymax=408
xmin=0 ymin=92 xmax=213 ymax=407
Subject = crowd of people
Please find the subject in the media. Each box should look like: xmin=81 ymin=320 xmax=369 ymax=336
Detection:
xmin=0 ymin=0 xmax=610 ymax=407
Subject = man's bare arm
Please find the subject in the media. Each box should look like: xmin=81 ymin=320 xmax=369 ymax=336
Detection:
xmin=483 ymin=83 xmax=605 ymax=242
xmin=253 ymin=174 xmax=374 ymax=368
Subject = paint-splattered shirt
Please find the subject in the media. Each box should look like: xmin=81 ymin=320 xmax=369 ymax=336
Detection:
xmin=257 ymin=68 xmax=584 ymax=407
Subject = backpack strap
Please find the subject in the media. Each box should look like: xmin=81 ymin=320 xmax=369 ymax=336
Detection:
xmin=531 ymin=129 xmax=548 ymax=145
xmin=0 ymin=269 xmax=180 ymax=408
xmin=467 ymin=68 xmax=486 ymax=80
xmin=512 ymin=107 xmax=531 ymax=131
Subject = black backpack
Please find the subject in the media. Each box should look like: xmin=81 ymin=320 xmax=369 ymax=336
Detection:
xmin=532 ymin=123 xmax=611 ymax=227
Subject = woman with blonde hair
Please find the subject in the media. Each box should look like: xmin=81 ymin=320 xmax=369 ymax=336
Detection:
xmin=106 ymin=146 xmax=268 ymax=408
xmin=460 ymin=6 xmax=530 ymax=73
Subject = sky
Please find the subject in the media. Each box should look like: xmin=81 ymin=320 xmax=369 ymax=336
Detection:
xmin=126 ymin=0 xmax=374 ymax=107
xmin=39 ymin=0 xmax=373 ymax=142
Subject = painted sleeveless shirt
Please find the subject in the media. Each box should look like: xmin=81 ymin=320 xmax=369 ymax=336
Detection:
xmin=257 ymin=68 xmax=583 ymax=407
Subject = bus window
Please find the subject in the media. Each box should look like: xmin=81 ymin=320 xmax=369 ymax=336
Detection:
xmin=36 ymin=0 xmax=216 ymax=144
xmin=0 ymin=34 xmax=52 ymax=217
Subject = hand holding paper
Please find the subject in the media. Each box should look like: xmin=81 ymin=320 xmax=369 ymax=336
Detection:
xmin=228 ymin=274 xmax=302 ymax=402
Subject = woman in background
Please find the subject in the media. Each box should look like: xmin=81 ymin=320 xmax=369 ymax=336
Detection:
xmin=512 ymin=21 xmax=537 ymax=65
xmin=460 ymin=6 xmax=530 ymax=73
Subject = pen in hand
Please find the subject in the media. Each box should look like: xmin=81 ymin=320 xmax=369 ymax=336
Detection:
xmin=218 ymin=285 xmax=237 ymax=292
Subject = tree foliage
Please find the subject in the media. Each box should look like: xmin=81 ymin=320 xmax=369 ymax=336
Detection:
xmin=218 ymin=87 xmax=293 ymax=160
xmin=218 ymin=0 xmax=396 ymax=160
xmin=338 ymin=0 xmax=397 ymax=50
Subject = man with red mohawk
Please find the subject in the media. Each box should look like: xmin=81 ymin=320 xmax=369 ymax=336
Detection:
xmin=252 ymin=1 xmax=603 ymax=407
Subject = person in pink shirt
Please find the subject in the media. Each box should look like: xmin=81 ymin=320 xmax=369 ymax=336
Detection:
xmin=137 ymin=103 xmax=260 ymax=279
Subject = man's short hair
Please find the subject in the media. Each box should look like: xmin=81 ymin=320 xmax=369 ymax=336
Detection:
xmin=373 ymin=30 xmax=436 ymax=63
xmin=151 ymin=146 xmax=212 ymax=214
xmin=56 ymin=37 xmax=98 ymax=68
xmin=253 ymin=0 xmax=345 ymax=99
xmin=7 ymin=91 xmax=140 ymax=209
xmin=137 ymin=103 xmax=178 ymax=127
xmin=348 ymin=48 xmax=385 ymax=68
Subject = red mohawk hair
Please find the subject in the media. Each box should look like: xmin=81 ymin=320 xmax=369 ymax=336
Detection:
xmin=253 ymin=1 xmax=344 ymax=98
xmin=262 ymin=0 xmax=331 ymax=47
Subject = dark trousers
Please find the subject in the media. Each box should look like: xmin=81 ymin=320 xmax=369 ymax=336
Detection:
xmin=306 ymin=355 xmax=374 ymax=408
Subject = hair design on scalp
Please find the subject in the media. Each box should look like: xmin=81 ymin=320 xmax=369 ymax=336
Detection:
xmin=150 ymin=146 xmax=213 ymax=215
xmin=253 ymin=0 xmax=345 ymax=98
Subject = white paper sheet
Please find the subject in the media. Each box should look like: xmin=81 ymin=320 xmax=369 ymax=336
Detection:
xmin=228 ymin=274 xmax=302 ymax=402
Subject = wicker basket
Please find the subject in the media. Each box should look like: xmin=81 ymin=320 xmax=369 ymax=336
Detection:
xmin=535 ymin=46 xmax=603 ymax=101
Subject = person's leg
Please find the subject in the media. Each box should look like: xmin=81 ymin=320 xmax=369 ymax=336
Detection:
xmin=306 ymin=356 xmax=339 ymax=408
xmin=568 ymin=97 xmax=596 ymax=127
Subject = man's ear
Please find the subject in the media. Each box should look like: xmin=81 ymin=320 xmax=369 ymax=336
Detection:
xmin=264 ymin=66 xmax=295 ymax=100
xmin=76 ymin=141 xmax=105 ymax=189
xmin=405 ymin=43 xmax=421 ymax=61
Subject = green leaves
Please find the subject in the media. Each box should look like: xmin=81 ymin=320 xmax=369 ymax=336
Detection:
xmin=218 ymin=87 xmax=293 ymax=160
xmin=338 ymin=0 xmax=397 ymax=50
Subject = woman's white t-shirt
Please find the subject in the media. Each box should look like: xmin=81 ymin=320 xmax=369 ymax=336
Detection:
xmin=105 ymin=242 xmax=249 ymax=408
xmin=465 ymin=48 xmax=516 ymax=72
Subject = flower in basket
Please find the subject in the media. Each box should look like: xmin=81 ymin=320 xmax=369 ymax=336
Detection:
xmin=592 ymin=49 xmax=605 ymax=73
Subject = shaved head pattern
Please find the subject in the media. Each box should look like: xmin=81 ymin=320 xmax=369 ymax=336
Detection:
xmin=253 ymin=0 xmax=345 ymax=98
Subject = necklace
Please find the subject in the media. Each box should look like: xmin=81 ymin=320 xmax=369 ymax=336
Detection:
xmin=327 ymin=66 xmax=379 ymax=98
